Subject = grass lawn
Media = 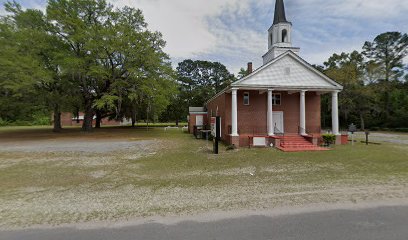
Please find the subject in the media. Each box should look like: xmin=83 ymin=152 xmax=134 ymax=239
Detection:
xmin=0 ymin=126 xmax=407 ymax=228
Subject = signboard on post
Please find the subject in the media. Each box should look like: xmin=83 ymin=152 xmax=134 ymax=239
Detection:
xmin=349 ymin=123 xmax=357 ymax=134
xmin=211 ymin=117 xmax=221 ymax=139
xmin=213 ymin=116 xmax=221 ymax=154
xmin=349 ymin=123 xmax=357 ymax=146
xmin=211 ymin=117 xmax=216 ymax=136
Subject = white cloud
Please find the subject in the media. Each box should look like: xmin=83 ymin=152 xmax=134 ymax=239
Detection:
xmin=3 ymin=0 xmax=406 ymax=74
xmin=109 ymin=0 xmax=408 ymax=74
xmin=109 ymin=0 xmax=254 ymax=59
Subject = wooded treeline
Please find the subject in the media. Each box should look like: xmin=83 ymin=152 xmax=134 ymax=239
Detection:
xmin=319 ymin=32 xmax=408 ymax=130
xmin=0 ymin=0 xmax=175 ymax=131
xmin=1 ymin=1 xmax=407 ymax=131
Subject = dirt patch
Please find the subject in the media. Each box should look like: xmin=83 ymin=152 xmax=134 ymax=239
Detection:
xmin=0 ymin=140 xmax=156 ymax=153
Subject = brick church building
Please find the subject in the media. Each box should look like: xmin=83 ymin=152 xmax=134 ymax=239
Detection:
xmin=194 ymin=0 xmax=345 ymax=151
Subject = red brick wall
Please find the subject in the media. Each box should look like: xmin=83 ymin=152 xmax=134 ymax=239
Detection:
xmin=60 ymin=112 xmax=123 ymax=127
xmin=61 ymin=113 xmax=73 ymax=126
xmin=275 ymin=91 xmax=320 ymax=134
xmin=305 ymin=92 xmax=322 ymax=134
xmin=100 ymin=118 xmax=121 ymax=126
xmin=236 ymin=90 xmax=267 ymax=135
xmin=273 ymin=91 xmax=299 ymax=134
xmin=188 ymin=114 xmax=208 ymax=134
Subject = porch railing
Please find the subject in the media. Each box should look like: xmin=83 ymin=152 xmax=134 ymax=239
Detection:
xmin=274 ymin=126 xmax=285 ymax=146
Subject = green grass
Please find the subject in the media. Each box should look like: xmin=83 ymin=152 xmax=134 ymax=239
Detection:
xmin=0 ymin=127 xmax=407 ymax=228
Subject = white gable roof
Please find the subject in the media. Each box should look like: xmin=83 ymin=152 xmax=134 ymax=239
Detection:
xmin=232 ymin=51 xmax=343 ymax=90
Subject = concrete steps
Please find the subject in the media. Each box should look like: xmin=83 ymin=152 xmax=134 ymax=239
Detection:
xmin=278 ymin=135 xmax=328 ymax=152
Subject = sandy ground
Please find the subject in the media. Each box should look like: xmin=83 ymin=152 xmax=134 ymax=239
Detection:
xmin=0 ymin=140 xmax=155 ymax=153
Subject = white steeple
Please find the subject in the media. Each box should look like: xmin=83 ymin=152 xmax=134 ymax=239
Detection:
xmin=263 ymin=0 xmax=300 ymax=65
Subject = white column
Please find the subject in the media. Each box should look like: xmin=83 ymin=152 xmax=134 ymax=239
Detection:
xmin=332 ymin=91 xmax=340 ymax=135
xmin=267 ymin=89 xmax=274 ymax=136
xmin=231 ymin=88 xmax=239 ymax=136
xmin=300 ymin=90 xmax=306 ymax=135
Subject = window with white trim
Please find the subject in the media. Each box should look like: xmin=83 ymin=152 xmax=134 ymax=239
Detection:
xmin=272 ymin=93 xmax=281 ymax=105
xmin=243 ymin=92 xmax=250 ymax=105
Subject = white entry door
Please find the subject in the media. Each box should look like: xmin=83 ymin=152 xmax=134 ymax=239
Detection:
xmin=196 ymin=115 xmax=204 ymax=126
xmin=273 ymin=112 xmax=284 ymax=133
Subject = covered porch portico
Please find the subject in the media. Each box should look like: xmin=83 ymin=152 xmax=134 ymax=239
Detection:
xmin=228 ymin=87 xmax=340 ymax=148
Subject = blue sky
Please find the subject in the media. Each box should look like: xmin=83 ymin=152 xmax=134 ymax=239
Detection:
xmin=1 ymin=0 xmax=407 ymax=75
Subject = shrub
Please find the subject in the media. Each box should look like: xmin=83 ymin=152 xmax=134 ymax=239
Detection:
xmin=322 ymin=134 xmax=336 ymax=146
xmin=394 ymin=128 xmax=408 ymax=133
xmin=11 ymin=120 xmax=33 ymax=126
xmin=32 ymin=116 xmax=50 ymax=126
xmin=226 ymin=144 xmax=237 ymax=151
xmin=0 ymin=118 xmax=9 ymax=127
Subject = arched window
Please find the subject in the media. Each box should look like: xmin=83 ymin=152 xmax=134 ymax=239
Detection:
xmin=282 ymin=29 xmax=288 ymax=42
xmin=270 ymin=34 xmax=273 ymax=44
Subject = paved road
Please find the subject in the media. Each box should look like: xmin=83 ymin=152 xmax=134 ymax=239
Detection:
xmin=353 ymin=132 xmax=408 ymax=145
xmin=2 ymin=206 xmax=408 ymax=240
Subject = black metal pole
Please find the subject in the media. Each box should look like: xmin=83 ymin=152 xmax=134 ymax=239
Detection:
xmin=214 ymin=116 xmax=221 ymax=154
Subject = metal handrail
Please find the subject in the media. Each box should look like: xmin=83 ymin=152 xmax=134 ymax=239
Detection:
xmin=274 ymin=125 xmax=285 ymax=146
xmin=298 ymin=126 xmax=314 ymax=137
xmin=274 ymin=126 xmax=284 ymax=136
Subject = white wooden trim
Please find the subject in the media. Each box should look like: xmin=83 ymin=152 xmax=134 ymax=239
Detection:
xmin=300 ymin=90 xmax=306 ymax=135
xmin=267 ymin=89 xmax=274 ymax=136
xmin=231 ymin=88 xmax=239 ymax=136
xmin=273 ymin=111 xmax=284 ymax=133
xmin=232 ymin=51 xmax=343 ymax=90
xmin=332 ymin=91 xmax=340 ymax=135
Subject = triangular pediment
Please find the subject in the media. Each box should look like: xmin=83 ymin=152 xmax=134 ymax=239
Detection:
xmin=232 ymin=51 xmax=342 ymax=90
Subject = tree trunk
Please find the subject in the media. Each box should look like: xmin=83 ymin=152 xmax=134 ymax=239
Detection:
xmin=131 ymin=111 xmax=137 ymax=128
xmin=384 ymin=90 xmax=391 ymax=124
xmin=146 ymin=107 xmax=149 ymax=131
xmin=95 ymin=111 xmax=102 ymax=129
xmin=82 ymin=98 xmax=93 ymax=132
xmin=53 ymin=104 xmax=62 ymax=133
xmin=75 ymin=107 xmax=80 ymax=124
xmin=176 ymin=118 xmax=179 ymax=126
xmin=360 ymin=112 xmax=365 ymax=131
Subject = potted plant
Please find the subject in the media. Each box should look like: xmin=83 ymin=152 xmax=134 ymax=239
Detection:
xmin=322 ymin=134 xmax=336 ymax=147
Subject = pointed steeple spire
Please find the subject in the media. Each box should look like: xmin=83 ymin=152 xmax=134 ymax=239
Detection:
xmin=273 ymin=0 xmax=288 ymax=25
xmin=264 ymin=0 xmax=299 ymax=64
